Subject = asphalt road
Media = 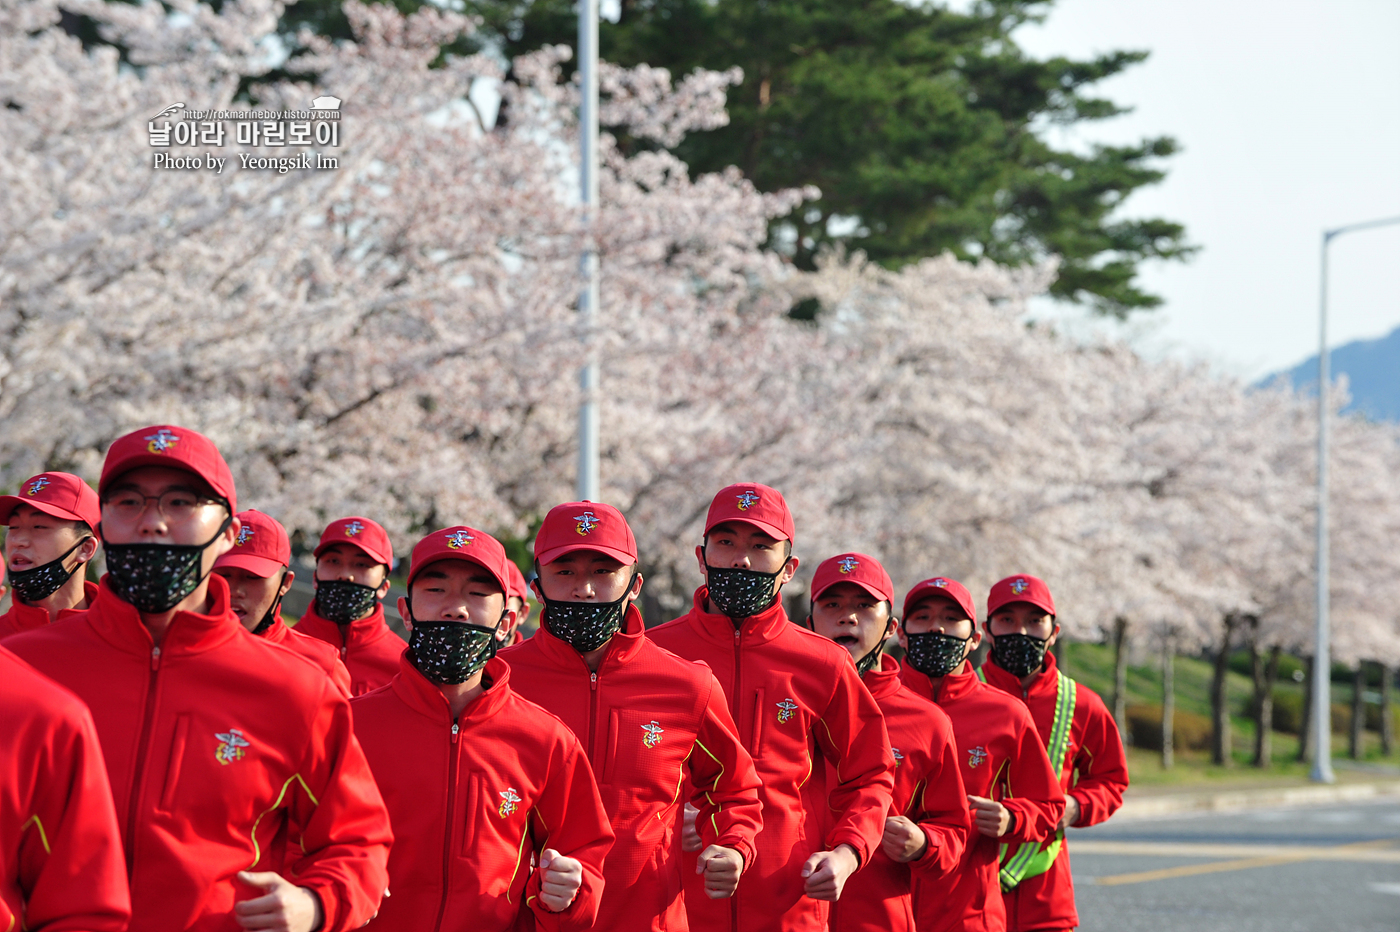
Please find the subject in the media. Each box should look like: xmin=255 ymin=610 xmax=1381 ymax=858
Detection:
xmin=1068 ymin=798 xmax=1400 ymax=932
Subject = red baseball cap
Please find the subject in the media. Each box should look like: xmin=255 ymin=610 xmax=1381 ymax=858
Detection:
xmin=505 ymin=560 xmax=530 ymax=603
xmin=534 ymin=501 xmax=637 ymax=567
xmin=903 ymin=576 xmax=976 ymax=622
xmin=0 ymin=472 xmax=102 ymax=531
xmin=314 ymin=516 xmax=393 ymax=567
xmin=811 ymin=553 xmax=893 ymax=604
xmin=704 ymin=482 xmax=795 ymax=544
xmin=100 ymin=425 xmax=237 ymax=513
xmin=406 ymin=526 xmax=512 ymax=595
xmin=987 ymin=574 xmax=1056 ymax=618
xmin=215 ymin=510 xmax=291 ymax=578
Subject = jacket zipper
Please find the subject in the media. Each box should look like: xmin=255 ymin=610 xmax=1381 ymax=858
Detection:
xmin=731 ymin=629 xmax=742 ymax=719
xmin=433 ymin=721 xmax=461 ymax=932
xmin=125 ymin=645 xmax=162 ymax=865
xmin=730 ymin=628 xmax=742 ymax=931
xmin=588 ymin=672 xmax=600 ymax=763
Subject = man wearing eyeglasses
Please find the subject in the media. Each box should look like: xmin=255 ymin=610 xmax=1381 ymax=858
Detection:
xmin=6 ymin=424 xmax=392 ymax=932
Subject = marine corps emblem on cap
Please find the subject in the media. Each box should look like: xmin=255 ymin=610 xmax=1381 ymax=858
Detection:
xmin=344 ymin=520 xmax=364 ymax=537
xmin=932 ymin=578 xmax=948 ymax=588
xmin=145 ymin=429 xmax=180 ymax=454
xmin=837 ymin=556 xmax=860 ymax=574
xmin=575 ymin=511 xmax=598 ymax=536
xmin=642 ymin=721 xmax=664 ymax=749
xmin=445 ymin=530 xmax=474 ymax=549
xmin=236 ymin=526 xmax=254 ymax=546
xmin=1011 ymin=578 xmax=1029 ymax=595
xmin=776 ymin=699 xmax=798 ymax=724
xmin=498 ymin=788 xmax=521 ymax=817
xmin=215 ymin=729 xmax=250 ymax=765
xmin=735 ymin=490 xmax=760 ymax=511
xmin=26 ymin=476 xmax=50 ymax=495
xmin=968 ymin=746 xmax=987 ymax=768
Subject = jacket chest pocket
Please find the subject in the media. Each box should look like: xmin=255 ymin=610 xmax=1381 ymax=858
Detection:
xmin=465 ymin=771 xmax=532 ymax=858
xmin=751 ymin=676 xmax=808 ymax=760
xmin=603 ymin=709 xmax=688 ymax=793
xmin=157 ymin=713 xmax=192 ymax=813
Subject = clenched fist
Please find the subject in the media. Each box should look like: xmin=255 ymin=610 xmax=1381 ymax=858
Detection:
xmin=967 ymin=795 xmax=1011 ymax=838
xmin=881 ymin=815 xmax=930 ymax=863
xmin=696 ymin=845 xmax=745 ymax=899
xmin=234 ymin=871 xmax=323 ymax=932
xmin=538 ymin=848 xmax=583 ymax=912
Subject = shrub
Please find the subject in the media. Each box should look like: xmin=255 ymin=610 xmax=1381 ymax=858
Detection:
xmin=1125 ymin=704 xmax=1212 ymax=752
xmin=1271 ymin=691 xmax=1303 ymax=735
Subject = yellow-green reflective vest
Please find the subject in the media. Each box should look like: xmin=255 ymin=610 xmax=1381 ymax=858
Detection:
xmin=976 ymin=665 xmax=1076 ymax=891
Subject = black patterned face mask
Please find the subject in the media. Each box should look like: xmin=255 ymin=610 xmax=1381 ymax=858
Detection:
xmin=251 ymin=572 xmax=289 ymax=636
xmin=407 ymin=612 xmax=500 ymax=685
xmin=7 ymin=537 xmax=91 ymax=604
xmin=704 ymin=564 xmax=784 ymax=623
xmin=104 ymin=518 xmax=230 ymax=614
xmin=540 ymin=573 xmax=636 ymax=654
xmin=315 ymin=578 xmax=382 ymax=624
xmin=989 ymin=633 xmax=1050 ymax=677
xmin=904 ymin=631 xmax=972 ymax=679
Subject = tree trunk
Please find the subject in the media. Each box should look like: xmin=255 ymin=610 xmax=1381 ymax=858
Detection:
xmin=1297 ymin=654 xmax=1314 ymax=763
xmin=1350 ymin=662 xmax=1366 ymax=760
xmin=1112 ymin=616 xmax=1129 ymax=736
xmin=1161 ymin=635 xmax=1175 ymax=770
xmin=1382 ymin=663 xmax=1394 ymax=757
xmin=1211 ymin=614 xmax=1239 ymax=766
xmin=1252 ymin=643 xmax=1280 ymax=768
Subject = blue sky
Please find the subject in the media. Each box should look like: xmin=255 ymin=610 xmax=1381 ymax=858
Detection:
xmin=1009 ymin=0 xmax=1400 ymax=379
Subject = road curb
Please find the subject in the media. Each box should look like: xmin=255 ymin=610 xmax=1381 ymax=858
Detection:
xmin=1113 ymin=780 xmax=1400 ymax=820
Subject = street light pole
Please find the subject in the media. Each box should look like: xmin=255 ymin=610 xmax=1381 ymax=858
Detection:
xmin=576 ymin=0 xmax=601 ymax=502
xmin=1311 ymin=213 xmax=1400 ymax=785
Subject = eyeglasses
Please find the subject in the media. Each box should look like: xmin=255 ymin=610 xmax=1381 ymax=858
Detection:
xmin=101 ymin=489 xmax=227 ymax=522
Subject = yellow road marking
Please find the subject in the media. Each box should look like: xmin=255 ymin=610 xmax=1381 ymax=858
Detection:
xmin=1082 ymin=836 xmax=1400 ymax=886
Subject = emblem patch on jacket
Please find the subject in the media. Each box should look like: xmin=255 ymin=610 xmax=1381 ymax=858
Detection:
xmin=642 ymin=721 xmax=664 ymax=748
xmin=967 ymin=745 xmax=988 ymax=768
xmin=214 ymin=729 xmax=250 ymax=765
xmin=776 ymin=699 xmax=798 ymax=724
xmin=892 ymin=747 xmax=904 ymax=767
xmin=498 ymin=788 xmax=522 ymax=817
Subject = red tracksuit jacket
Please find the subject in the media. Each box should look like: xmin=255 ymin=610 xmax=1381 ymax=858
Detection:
xmin=296 ymin=602 xmax=404 ymax=696
xmin=827 ymin=654 xmax=969 ymax=932
xmin=5 ymin=576 xmax=393 ymax=932
xmin=502 ymin=605 xmax=763 ymax=931
xmin=648 ymin=590 xmax=895 ymax=932
xmin=352 ymin=655 xmax=615 ymax=931
xmin=899 ymin=662 xmax=1064 ymax=932
xmin=262 ymin=617 xmax=353 ymax=696
xmin=1 ymin=646 xmax=130 ymax=931
xmin=980 ymin=653 xmax=1128 ymax=932
xmin=0 ymin=580 xmax=98 ymax=640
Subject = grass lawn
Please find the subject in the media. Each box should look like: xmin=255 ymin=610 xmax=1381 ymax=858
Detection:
xmin=1058 ymin=640 xmax=1400 ymax=791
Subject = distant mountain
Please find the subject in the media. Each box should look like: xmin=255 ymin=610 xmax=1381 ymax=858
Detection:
xmin=1270 ymin=325 xmax=1400 ymax=422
